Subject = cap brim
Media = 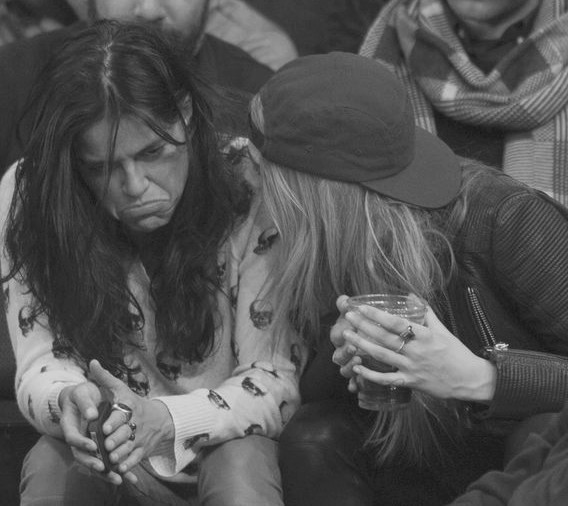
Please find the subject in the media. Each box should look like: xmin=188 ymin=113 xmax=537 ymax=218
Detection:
xmin=361 ymin=127 xmax=462 ymax=209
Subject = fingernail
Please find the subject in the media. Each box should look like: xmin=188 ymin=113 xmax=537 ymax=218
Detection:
xmin=345 ymin=311 xmax=355 ymax=321
xmin=353 ymin=366 xmax=361 ymax=374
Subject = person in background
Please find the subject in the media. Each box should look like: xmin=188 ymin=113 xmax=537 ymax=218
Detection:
xmin=0 ymin=0 xmax=275 ymax=176
xmin=206 ymin=0 xmax=298 ymax=71
xmin=449 ymin=399 xmax=568 ymax=506
xmin=360 ymin=0 xmax=568 ymax=206
xmin=246 ymin=51 xmax=568 ymax=505
xmin=0 ymin=0 xmax=71 ymax=45
xmin=0 ymin=20 xmax=303 ymax=506
xmin=246 ymin=0 xmax=388 ymax=56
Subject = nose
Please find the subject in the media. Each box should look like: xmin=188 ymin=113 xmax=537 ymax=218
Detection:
xmin=121 ymin=161 xmax=149 ymax=198
xmin=134 ymin=0 xmax=165 ymax=22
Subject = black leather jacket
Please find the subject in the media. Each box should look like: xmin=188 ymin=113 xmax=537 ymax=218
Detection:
xmin=443 ymin=171 xmax=568 ymax=421
xmin=301 ymin=171 xmax=568 ymax=422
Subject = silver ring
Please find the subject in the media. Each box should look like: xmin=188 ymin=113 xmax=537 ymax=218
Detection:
xmin=111 ymin=402 xmax=133 ymax=422
xmin=398 ymin=325 xmax=415 ymax=342
xmin=395 ymin=339 xmax=409 ymax=354
xmin=128 ymin=421 xmax=137 ymax=441
xmin=396 ymin=325 xmax=415 ymax=354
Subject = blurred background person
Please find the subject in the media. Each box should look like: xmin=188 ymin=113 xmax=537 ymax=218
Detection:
xmin=206 ymin=0 xmax=298 ymax=71
xmin=360 ymin=0 xmax=568 ymax=206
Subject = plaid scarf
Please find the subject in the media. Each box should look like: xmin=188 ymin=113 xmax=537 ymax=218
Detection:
xmin=360 ymin=0 xmax=568 ymax=206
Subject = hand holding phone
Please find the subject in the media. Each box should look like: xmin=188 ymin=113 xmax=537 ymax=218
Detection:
xmin=87 ymin=400 xmax=113 ymax=473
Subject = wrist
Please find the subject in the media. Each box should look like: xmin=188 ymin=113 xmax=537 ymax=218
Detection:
xmin=454 ymin=356 xmax=497 ymax=403
xmin=150 ymin=399 xmax=175 ymax=441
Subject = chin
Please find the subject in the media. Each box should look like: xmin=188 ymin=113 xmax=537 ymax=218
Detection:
xmin=127 ymin=217 xmax=171 ymax=234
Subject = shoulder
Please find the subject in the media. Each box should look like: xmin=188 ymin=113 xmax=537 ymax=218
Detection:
xmin=457 ymin=168 xmax=568 ymax=250
xmin=0 ymin=162 xmax=18 ymax=216
xmin=196 ymin=34 xmax=273 ymax=94
xmin=0 ymin=23 xmax=84 ymax=171
xmin=467 ymin=170 xmax=568 ymax=223
xmin=221 ymin=139 xmax=276 ymax=257
xmin=0 ymin=24 xmax=81 ymax=83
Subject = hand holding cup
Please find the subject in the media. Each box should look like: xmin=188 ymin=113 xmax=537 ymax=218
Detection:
xmin=340 ymin=298 xmax=498 ymax=406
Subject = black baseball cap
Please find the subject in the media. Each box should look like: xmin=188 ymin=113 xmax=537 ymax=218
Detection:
xmin=249 ymin=52 xmax=461 ymax=209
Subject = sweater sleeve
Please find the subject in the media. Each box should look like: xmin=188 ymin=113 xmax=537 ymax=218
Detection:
xmin=483 ymin=191 xmax=568 ymax=418
xmin=149 ymin=192 xmax=305 ymax=477
xmin=0 ymin=164 xmax=88 ymax=438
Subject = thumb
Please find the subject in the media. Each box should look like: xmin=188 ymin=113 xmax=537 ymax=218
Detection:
xmin=336 ymin=295 xmax=350 ymax=314
xmin=88 ymin=359 xmax=128 ymax=397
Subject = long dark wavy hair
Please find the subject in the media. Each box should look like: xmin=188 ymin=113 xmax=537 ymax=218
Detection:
xmin=2 ymin=20 xmax=249 ymax=375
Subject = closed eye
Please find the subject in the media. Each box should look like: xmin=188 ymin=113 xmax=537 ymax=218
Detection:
xmin=138 ymin=143 xmax=166 ymax=161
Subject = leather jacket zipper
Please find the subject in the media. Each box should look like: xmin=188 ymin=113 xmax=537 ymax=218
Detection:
xmin=466 ymin=286 xmax=496 ymax=348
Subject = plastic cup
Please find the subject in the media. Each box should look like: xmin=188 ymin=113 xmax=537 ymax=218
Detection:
xmin=346 ymin=294 xmax=426 ymax=410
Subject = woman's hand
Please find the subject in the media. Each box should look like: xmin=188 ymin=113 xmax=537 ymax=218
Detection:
xmin=84 ymin=360 xmax=175 ymax=484
xmin=59 ymin=381 xmax=106 ymax=472
xmin=339 ymin=300 xmax=497 ymax=403
xmin=329 ymin=295 xmax=362 ymax=393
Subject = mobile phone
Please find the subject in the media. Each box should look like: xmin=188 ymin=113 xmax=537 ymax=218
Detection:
xmin=87 ymin=400 xmax=113 ymax=473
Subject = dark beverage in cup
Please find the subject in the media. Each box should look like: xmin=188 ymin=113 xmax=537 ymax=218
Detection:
xmin=346 ymin=294 xmax=426 ymax=410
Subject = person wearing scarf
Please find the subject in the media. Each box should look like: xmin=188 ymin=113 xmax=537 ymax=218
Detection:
xmin=360 ymin=0 xmax=568 ymax=206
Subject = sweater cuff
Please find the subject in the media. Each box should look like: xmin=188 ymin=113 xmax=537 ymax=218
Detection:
xmin=148 ymin=391 xmax=219 ymax=477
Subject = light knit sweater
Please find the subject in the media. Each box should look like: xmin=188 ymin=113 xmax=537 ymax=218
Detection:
xmin=0 ymin=160 xmax=304 ymax=478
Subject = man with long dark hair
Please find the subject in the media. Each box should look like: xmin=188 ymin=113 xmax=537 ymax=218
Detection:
xmin=0 ymin=20 xmax=302 ymax=505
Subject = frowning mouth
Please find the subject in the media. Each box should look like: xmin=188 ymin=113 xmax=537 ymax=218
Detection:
xmin=120 ymin=200 xmax=172 ymax=219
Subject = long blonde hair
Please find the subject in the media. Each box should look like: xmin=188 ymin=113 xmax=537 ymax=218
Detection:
xmin=250 ymin=94 xmax=487 ymax=465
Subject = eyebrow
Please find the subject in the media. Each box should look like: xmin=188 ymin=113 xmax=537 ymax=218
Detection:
xmin=80 ymin=136 xmax=168 ymax=165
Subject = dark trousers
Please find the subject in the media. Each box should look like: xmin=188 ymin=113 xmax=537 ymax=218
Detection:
xmin=279 ymin=399 xmax=508 ymax=506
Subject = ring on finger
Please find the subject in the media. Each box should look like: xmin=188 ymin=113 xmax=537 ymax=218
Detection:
xmin=398 ymin=325 xmax=415 ymax=342
xmin=128 ymin=421 xmax=137 ymax=441
xmin=111 ymin=402 xmax=133 ymax=423
xmin=396 ymin=325 xmax=415 ymax=354
xmin=395 ymin=339 xmax=410 ymax=354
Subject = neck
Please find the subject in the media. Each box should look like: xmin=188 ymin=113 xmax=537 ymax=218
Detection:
xmin=455 ymin=0 xmax=540 ymax=40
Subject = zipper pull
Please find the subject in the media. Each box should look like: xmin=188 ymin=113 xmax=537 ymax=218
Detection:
xmin=482 ymin=342 xmax=509 ymax=359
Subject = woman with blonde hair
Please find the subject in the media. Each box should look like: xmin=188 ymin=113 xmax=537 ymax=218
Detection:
xmin=247 ymin=52 xmax=568 ymax=505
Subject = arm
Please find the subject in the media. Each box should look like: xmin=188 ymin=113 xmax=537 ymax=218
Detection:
xmin=148 ymin=193 xmax=304 ymax=477
xmin=450 ymin=404 xmax=568 ymax=505
xmin=0 ymin=164 xmax=90 ymax=437
xmin=1 ymin=164 xmax=154 ymax=486
xmin=481 ymin=191 xmax=568 ymax=418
